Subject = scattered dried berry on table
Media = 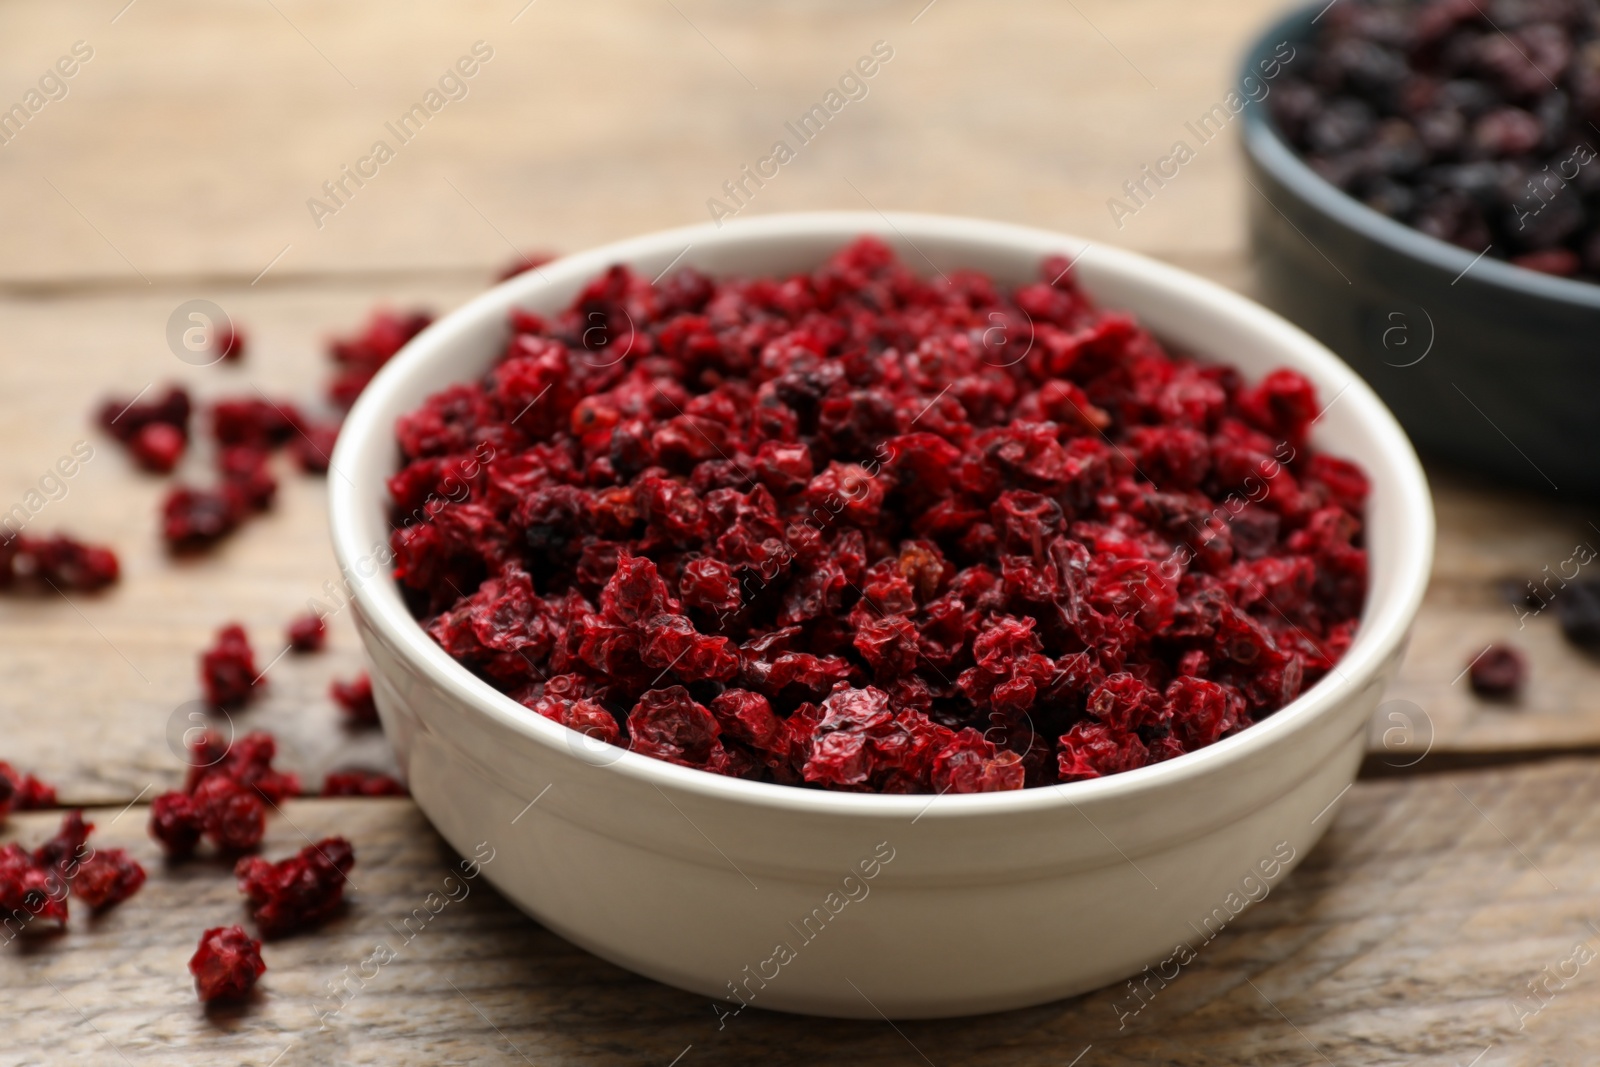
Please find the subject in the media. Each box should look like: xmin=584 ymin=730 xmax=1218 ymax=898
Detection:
xmin=0 ymin=763 xmax=57 ymax=821
xmin=1273 ymin=0 xmax=1600 ymax=281
xmin=321 ymin=769 xmax=406 ymax=797
xmin=0 ymin=842 xmax=66 ymax=926
xmin=234 ymin=837 xmax=355 ymax=938
xmin=327 ymin=309 xmax=433 ymax=409
xmin=1469 ymin=642 xmax=1527 ymax=699
xmin=214 ymin=323 xmax=247 ymax=363
xmin=150 ymin=730 xmax=300 ymax=858
xmin=98 ymin=386 xmax=191 ymax=456
xmin=388 ymin=238 xmax=1370 ymax=793
xmin=0 ymin=534 xmax=120 ymax=593
xmin=190 ymin=925 xmax=266 ymax=1003
xmin=70 ymin=847 xmax=146 ymax=910
xmin=330 ymin=673 xmax=378 ymax=726
xmin=200 ymin=623 xmax=263 ymax=708
xmin=286 ymin=613 xmax=327 ymax=653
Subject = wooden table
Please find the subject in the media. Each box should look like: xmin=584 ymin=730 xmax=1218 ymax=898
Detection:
xmin=3 ymin=1 xmax=1598 ymax=1063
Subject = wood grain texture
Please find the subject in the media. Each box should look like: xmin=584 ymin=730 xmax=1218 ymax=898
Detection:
xmin=6 ymin=762 xmax=1600 ymax=1066
xmin=0 ymin=0 xmax=1300 ymax=284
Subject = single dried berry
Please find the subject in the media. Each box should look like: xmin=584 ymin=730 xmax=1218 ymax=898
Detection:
xmin=190 ymin=925 xmax=266 ymax=1003
xmin=321 ymin=770 xmax=406 ymax=797
xmin=234 ymin=837 xmax=355 ymax=938
xmin=150 ymin=791 xmax=205 ymax=858
xmin=71 ymin=848 xmax=146 ymax=910
xmin=390 ymin=240 xmax=1369 ymax=792
xmin=200 ymin=624 xmax=262 ymax=708
xmin=286 ymin=613 xmax=327 ymax=653
xmin=1469 ymin=643 xmax=1526 ymax=699
xmin=214 ymin=323 xmax=247 ymax=362
xmin=162 ymin=486 xmax=246 ymax=551
xmin=193 ymin=775 xmax=267 ymax=853
xmin=330 ymin=673 xmax=378 ymax=726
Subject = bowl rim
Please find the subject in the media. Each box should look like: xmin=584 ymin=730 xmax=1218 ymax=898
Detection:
xmin=328 ymin=210 xmax=1435 ymax=820
xmin=1239 ymin=2 xmax=1600 ymax=309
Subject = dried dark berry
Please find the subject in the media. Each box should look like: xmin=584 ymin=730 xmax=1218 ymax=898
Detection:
xmin=330 ymin=673 xmax=378 ymax=726
xmin=286 ymin=613 xmax=327 ymax=653
xmin=200 ymin=624 xmax=262 ymax=709
xmin=1469 ymin=643 xmax=1527 ymax=698
xmin=190 ymin=925 xmax=265 ymax=1002
xmin=71 ymin=848 xmax=146 ymax=910
xmin=234 ymin=837 xmax=355 ymax=938
xmin=1556 ymin=580 xmax=1600 ymax=650
xmin=130 ymin=421 xmax=186 ymax=473
xmin=1278 ymin=2 xmax=1600 ymax=282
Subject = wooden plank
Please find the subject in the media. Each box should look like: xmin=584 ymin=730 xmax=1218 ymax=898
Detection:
xmin=0 ymin=0 xmax=1301 ymax=284
xmin=5 ymin=761 xmax=1600 ymax=1064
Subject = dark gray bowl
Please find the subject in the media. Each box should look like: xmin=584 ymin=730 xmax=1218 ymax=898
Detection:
xmin=1240 ymin=4 xmax=1600 ymax=497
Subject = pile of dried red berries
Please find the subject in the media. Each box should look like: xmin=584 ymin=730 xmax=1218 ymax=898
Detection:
xmin=390 ymin=237 xmax=1369 ymax=792
xmin=1273 ymin=0 xmax=1600 ymax=280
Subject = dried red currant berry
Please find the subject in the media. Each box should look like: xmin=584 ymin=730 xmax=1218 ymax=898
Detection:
xmin=71 ymin=848 xmax=146 ymax=910
xmin=1057 ymin=722 xmax=1149 ymax=781
xmin=211 ymin=398 xmax=302 ymax=450
xmin=0 ymin=842 xmax=66 ymax=926
xmin=33 ymin=810 xmax=93 ymax=879
xmin=234 ymin=837 xmax=355 ymax=938
xmin=162 ymin=486 xmax=245 ymax=551
xmin=190 ymin=925 xmax=266 ymax=1003
xmin=98 ymin=385 xmax=191 ymax=444
xmin=194 ymin=775 xmax=266 ymax=853
xmin=218 ymin=447 xmax=277 ymax=513
xmin=330 ymin=673 xmax=378 ymax=726
xmin=200 ymin=624 xmax=262 ymax=708
xmin=1469 ymin=643 xmax=1526 ymax=699
xmin=150 ymin=791 xmax=206 ymax=858
xmin=0 ymin=762 xmax=56 ymax=819
xmin=130 ymin=421 xmax=186 ymax=473
xmin=930 ymin=729 xmax=1025 ymax=793
xmin=286 ymin=613 xmax=327 ymax=653
xmin=321 ymin=770 xmax=406 ymax=797
xmin=1164 ymin=676 xmax=1240 ymax=750
xmin=214 ymin=323 xmax=247 ymax=362
xmin=627 ymin=686 xmax=725 ymax=769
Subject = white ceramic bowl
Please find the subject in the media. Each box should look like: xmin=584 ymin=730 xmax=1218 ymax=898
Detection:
xmin=328 ymin=212 xmax=1433 ymax=1020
